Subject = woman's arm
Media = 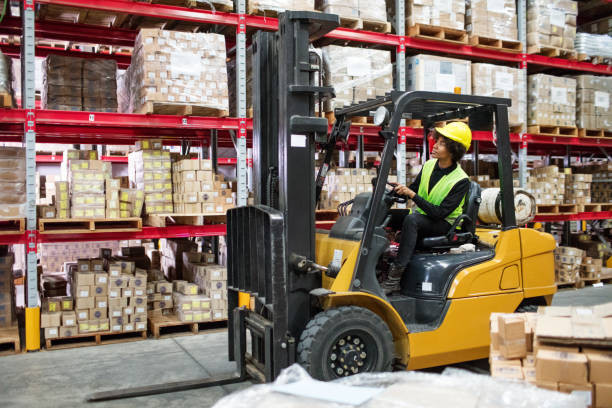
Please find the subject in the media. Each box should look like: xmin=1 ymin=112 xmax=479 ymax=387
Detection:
xmin=411 ymin=178 xmax=470 ymax=221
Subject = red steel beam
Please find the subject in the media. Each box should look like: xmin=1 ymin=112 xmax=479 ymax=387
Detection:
xmin=533 ymin=211 xmax=612 ymax=223
xmin=525 ymin=54 xmax=612 ymax=75
xmin=0 ymin=44 xmax=132 ymax=69
xmin=1 ymin=16 xmax=136 ymax=47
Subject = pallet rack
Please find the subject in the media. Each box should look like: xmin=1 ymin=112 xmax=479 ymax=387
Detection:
xmin=0 ymin=0 xmax=610 ymax=351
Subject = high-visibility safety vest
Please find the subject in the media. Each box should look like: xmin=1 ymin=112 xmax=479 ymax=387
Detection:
xmin=412 ymin=159 xmax=468 ymax=225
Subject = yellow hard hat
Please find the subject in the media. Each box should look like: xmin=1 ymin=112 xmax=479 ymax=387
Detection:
xmin=435 ymin=122 xmax=472 ymax=150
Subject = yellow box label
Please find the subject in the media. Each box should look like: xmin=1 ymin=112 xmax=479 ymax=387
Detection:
xmin=182 ymin=304 xmax=191 ymax=310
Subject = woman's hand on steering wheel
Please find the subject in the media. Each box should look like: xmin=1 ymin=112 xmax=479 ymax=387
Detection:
xmin=386 ymin=182 xmax=408 ymax=204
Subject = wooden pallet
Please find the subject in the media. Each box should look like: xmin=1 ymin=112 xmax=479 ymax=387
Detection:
xmin=527 ymin=125 xmax=578 ymax=137
xmin=581 ymin=277 xmax=602 ymax=286
xmin=0 ymin=218 xmax=25 ymax=235
xmin=39 ymin=217 xmax=142 ymax=234
xmin=144 ymin=0 xmax=233 ymax=12
xmin=247 ymin=4 xmax=317 ymax=17
xmin=577 ymin=204 xmax=602 ymax=212
xmin=0 ymin=325 xmax=20 ymax=356
xmin=536 ymin=204 xmax=577 ymax=215
xmin=469 ymin=35 xmax=522 ymax=53
xmin=555 ymin=280 xmax=584 ymax=289
xmin=579 ymin=128 xmax=612 ymax=138
xmin=45 ymin=330 xmax=147 ymax=351
xmin=600 ymin=271 xmax=612 ymax=284
xmin=527 ymin=45 xmax=576 ymax=59
xmin=136 ymin=102 xmax=229 ymax=117
xmin=510 ymin=124 xmax=525 ymax=134
xmin=339 ymin=16 xmax=363 ymax=30
xmin=148 ymin=313 xmax=227 ymax=339
xmin=362 ymin=18 xmax=391 ymax=33
xmin=408 ymin=24 xmax=468 ymax=45
xmin=0 ymin=92 xmax=12 ymax=108
xmin=145 ymin=212 xmax=226 ymax=228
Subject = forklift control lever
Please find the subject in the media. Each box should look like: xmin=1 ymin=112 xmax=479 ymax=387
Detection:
xmin=290 ymin=254 xmax=327 ymax=274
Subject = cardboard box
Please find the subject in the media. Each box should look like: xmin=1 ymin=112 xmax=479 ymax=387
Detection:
xmin=99 ymin=319 xmax=109 ymax=332
xmin=44 ymin=327 xmax=59 ymax=339
xmin=75 ymin=296 xmax=94 ymax=310
xmin=88 ymin=320 xmax=99 ymax=332
xmin=535 ymin=349 xmax=588 ymax=385
xmin=109 ymin=276 xmax=128 ymax=289
xmin=108 ymin=263 xmax=122 ymax=277
xmin=123 ymin=323 xmax=134 ymax=332
xmin=91 ymin=308 xmax=107 ymax=319
xmin=94 ymin=272 xmax=108 ymax=285
xmin=41 ymin=312 xmax=61 ymax=328
xmin=95 ymin=296 xmax=107 ymax=309
xmin=156 ymin=281 xmax=172 ymax=294
xmin=59 ymin=326 xmax=77 ymax=337
xmin=490 ymin=360 xmax=524 ymax=380
xmin=76 ymin=309 xmax=89 ymax=321
xmin=60 ymin=297 xmax=73 ymax=311
xmin=92 ymin=284 xmax=107 ymax=297
xmin=78 ymin=321 xmax=89 ymax=334
xmin=595 ymin=384 xmax=612 ymax=408
xmin=585 ymin=351 xmax=612 ymax=383
xmin=77 ymin=259 xmax=91 ymax=273
xmin=61 ymin=311 xmax=76 ymax=327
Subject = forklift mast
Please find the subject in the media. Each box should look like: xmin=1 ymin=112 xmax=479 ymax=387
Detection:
xmin=227 ymin=11 xmax=340 ymax=382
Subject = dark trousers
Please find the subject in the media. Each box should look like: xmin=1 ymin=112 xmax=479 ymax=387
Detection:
xmin=394 ymin=212 xmax=451 ymax=268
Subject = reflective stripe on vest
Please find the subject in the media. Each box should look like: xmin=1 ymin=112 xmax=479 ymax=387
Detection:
xmin=412 ymin=159 xmax=468 ymax=225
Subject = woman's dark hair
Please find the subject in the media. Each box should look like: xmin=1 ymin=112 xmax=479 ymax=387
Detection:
xmin=435 ymin=131 xmax=467 ymax=163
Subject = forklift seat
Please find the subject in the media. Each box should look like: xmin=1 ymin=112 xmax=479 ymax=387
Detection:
xmin=419 ymin=181 xmax=482 ymax=250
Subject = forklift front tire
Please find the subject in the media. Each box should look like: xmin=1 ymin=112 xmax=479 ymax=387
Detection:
xmin=297 ymin=306 xmax=394 ymax=381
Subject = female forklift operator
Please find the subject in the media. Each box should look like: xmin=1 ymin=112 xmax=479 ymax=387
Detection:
xmin=381 ymin=122 xmax=472 ymax=295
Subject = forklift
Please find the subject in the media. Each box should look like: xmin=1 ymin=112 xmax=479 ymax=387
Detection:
xmin=88 ymin=11 xmax=556 ymax=401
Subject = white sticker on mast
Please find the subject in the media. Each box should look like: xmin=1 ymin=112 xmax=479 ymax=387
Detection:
xmin=236 ymin=3 xmax=248 ymax=206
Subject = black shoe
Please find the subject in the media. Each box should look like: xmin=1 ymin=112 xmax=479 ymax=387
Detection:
xmin=381 ymin=263 xmax=404 ymax=295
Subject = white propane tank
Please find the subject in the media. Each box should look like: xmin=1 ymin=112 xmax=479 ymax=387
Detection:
xmin=478 ymin=188 xmax=536 ymax=225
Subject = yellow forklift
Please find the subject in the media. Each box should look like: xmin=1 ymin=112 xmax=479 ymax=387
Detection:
xmin=88 ymin=11 xmax=556 ymax=401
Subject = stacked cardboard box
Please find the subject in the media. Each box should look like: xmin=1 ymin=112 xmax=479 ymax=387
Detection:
xmin=491 ymin=304 xmax=612 ymax=407
xmin=0 ymin=254 xmax=14 ymax=328
xmin=525 ymin=166 xmax=566 ymax=205
xmin=41 ymin=295 xmax=75 ymax=339
xmin=322 ymin=46 xmax=393 ymax=111
xmin=580 ymin=256 xmax=603 ymax=280
xmin=316 ymin=0 xmax=387 ymax=22
xmin=574 ymin=75 xmax=612 ymax=131
xmin=554 ymin=246 xmax=584 ymax=284
xmin=124 ymin=29 xmax=229 ymax=115
xmin=465 ymin=0 xmax=518 ymax=40
xmin=39 ymin=241 xmax=121 ymax=274
xmin=407 ymin=54 xmax=471 ymax=95
xmin=489 ymin=312 xmax=535 ymax=381
xmin=528 ymin=74 xmax=576 ymax=127
xmin=407 ymin=0 xmax=465 ymax=30
xmin=160 ymin=238 xmax=197 ymax=281
xmin=55 ymin=181 xmax=70 ymax=219
xmin=472 ymin=64 xmax=525 ymax=128
xmin=42 ymin=55 xmax=117 ymax=112
xmin=128 ymin=140 xmax=172 ymax=215
xmin=172 ymin=159 xmax=235 ymax=214
xmin=183 ymin=252 xmax=228 ymax=320
xmin=67 ymin=160 xmax=112 ymax=219
xmin=119 ymin=188 xmax=145 ymax=218
xmin=590 ymin=162 xmax=612 ymax=203
xmin=173 ymin=282 xmax=212 ymax=323
xmin=527 ymin=0 xmax=578 ymax=52
xmin=107 ymin=261 xmax=147 ymax=333
xmin=318 ymin=167 xmax=376 ymax=210
xmin=579 ymin=16 xmax=612 ymax=36
xmin=0 ymin=50 xmax=13 ymax=107
xmin=147 ymin=280 xmax=174 ymax=317
xmin=0 ymin=147 xmax=26 ymax=219
xmin=564 ymin=173 xmax=592 ymax=205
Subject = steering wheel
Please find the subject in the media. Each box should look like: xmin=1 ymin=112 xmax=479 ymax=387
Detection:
xmin=384 ymin=182 xmax=407 ymax=204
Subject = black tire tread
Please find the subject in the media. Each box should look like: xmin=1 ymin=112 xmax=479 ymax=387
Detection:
xmin=297 ymin=306 xmax=394 ymax=379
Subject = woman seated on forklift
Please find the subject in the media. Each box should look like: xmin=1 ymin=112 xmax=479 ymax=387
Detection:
xmin=381 ymin=122 xmax=472 ymax=295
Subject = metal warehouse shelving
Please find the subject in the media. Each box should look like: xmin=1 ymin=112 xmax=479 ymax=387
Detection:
xmin=0 ymin=0 xmax=611 ymax=351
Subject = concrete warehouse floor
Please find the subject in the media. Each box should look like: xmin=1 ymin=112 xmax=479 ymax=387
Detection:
xmin=1 ymin=285 xmax=611 ymax=408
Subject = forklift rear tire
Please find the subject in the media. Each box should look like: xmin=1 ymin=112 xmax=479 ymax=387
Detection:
xmin=297 ymin=306 xmax=394 ymax=381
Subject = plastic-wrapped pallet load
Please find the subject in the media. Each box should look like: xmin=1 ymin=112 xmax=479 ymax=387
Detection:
xmin=316 ymin=0 xmax=387 ymax=23
xmin=247 ymin=0 xmax=314 ymax=15
xmin=128 ymin=140 xmax=172 ymax=215
xmin=407 ymin=54 xmax=471 ymax=94
xmin=564 ymin=173 xmax=591 ymax=206
xmin=0 ymin=51 xmax=14 ymax=107
xmin=465 ymin=0 xmax=518 ymax=41
xmin=42 ymin=55 xmax=118 ymax=112
xmin=317 ymin=167 xmax=376 ymax=210
xmin=527 ymin=0 xmax=577 ymax=54
xmin=212 ymin=364 xmax=586 ymax=408
xmin=0 ymin=147 xmax=26 ymax=219
xmin=407 ymin=0 xmax=465 ymax=31
xmin=68 ymin=160 xmax=112 ymax=219
xmin=574 ymin=75 xmax=611 ymax=131
xmin=527 ymin=74 xmax=576 ymax=127
xmin=322 ymin=46 xmax=392 ymax=112
xmin=122 ymin=29 xmax=229 ymax=116
xmin=472 ymin=64 xmax=525 ymax=129
xmin=42 ymin=55 xmax=82 ymax=111
xmin=575 ymin=33 xmax=612 ymax=60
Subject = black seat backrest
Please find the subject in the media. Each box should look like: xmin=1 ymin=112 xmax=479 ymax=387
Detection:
xmin=460 ymin=181 xmax=482 ymax=234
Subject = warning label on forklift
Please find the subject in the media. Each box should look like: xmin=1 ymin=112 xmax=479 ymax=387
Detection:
xmin=421 ymin=282 xmax=432 ymax=292
xmin=331 ymin=249 xmax=343 ymax=269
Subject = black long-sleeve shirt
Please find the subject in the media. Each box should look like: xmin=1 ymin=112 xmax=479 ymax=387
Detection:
xmin=407 ymin=161 xmax=470 ymax=222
